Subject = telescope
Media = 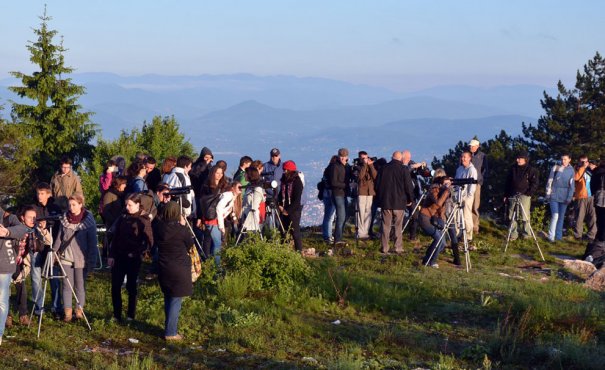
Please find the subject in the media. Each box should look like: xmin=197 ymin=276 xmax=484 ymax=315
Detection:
xmin=166 ymin=186 xmax=192 ymax=196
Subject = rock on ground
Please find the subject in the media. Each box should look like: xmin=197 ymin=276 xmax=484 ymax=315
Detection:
xmin=563 ymin=259 xmax=597 ymax=275
xmin=584 ymin=267 xmax=605 ymax=291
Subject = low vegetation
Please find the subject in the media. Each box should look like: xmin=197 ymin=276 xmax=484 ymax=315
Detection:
xmin=2 ymin=219 xmax=604 ymax=369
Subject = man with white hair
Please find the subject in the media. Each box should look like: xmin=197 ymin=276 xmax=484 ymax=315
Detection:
xmin=468 ymin=138 xmax=488 ymax=235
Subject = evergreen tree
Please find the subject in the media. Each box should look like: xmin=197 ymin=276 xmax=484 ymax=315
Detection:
xmin=522 ymin=52 xmax=605 ymax=172
xmin=9 ymin=8 xmax=95 ymax=184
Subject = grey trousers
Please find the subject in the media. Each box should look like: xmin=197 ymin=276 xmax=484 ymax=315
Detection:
xmin=574 ymin=197 xmax=597 ymax=239
xmin=472 ymin=184 xmax=481 ymax=233
xmin=357 ymin=195 xmax=373 ymax=238
xmin=62 ymin=264 xmax=85 ymax=309
xmin=381 ymin=209 xmax=404 ymax=253
xmin=508 ymin=194 xmax=532 ymax=238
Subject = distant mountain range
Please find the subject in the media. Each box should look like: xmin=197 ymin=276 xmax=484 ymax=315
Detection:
xmin=0 ymin=72 xmax=551 ymax=225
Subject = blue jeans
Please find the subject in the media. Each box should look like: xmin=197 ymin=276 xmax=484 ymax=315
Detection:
xmin=164 ymin=295 xmax=183 ymax=337
xmin=207 ymin=225 xmax=222 ymax=266
xmin=322 ymin=190 xmax=335 ymax=240
xmin=31 ymin=251 xmax=62 ymax=314
xmin=548 ymin=201 xmax=569 ymax=241
xmin=333 ymin=195 xmax=347 ymax=242
xmin=0 ymin=273 xmax=12 ymax=338
xmin=419 ymin=214 xmax=445 ymax=265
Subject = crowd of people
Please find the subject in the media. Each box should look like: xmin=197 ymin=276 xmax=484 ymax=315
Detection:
xmin=319 ymin=139 xmax=605 ymax=268
xmin=0 ymin=148 xmax=304 ymax=344
xmin=2 ymin=139 xmax=605 ymax=345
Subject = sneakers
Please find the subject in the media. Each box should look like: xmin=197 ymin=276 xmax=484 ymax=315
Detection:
xmin=430 ymin=263 xmax=439 ymax=269
xmin=165 ymin=334 xmax=183 ymax=341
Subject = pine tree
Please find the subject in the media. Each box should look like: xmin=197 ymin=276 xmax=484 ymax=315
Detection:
xmin=522 ymin=52 xmax=605 ymax=172
xmin=9 ymin=7 xmax=95 ymax=184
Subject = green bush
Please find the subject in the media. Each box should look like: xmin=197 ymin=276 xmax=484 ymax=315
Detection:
xmin=222 ymin=236 xmax=311 ymax=292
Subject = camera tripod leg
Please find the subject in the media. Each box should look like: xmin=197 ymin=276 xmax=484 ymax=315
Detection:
xmin=518 ymin=201 xmax=545 ymax=261
xmin=504 ymin=205 xmax=518 ymax=253
xmin=403 ymin=191 xmax=426 ymax=235
xmin=457 ymin=206 xmax=472 ymax=272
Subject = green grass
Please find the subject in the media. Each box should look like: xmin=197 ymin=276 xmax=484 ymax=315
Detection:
xmin=2 ymin=219 xmax=604 ymax=369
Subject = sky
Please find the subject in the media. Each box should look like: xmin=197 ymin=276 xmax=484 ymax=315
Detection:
xmin=1 ymin=0 xmax=604 ymax=91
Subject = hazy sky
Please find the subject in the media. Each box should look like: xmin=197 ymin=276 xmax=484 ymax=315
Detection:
xmin=1 ymin=0 xmax=604 ymax=91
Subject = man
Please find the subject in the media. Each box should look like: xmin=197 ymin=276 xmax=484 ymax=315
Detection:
xmin=164 ymin=156 xmax=195 ymax=218
xmin=573 ymin=155 xmax=597 ymax=241
xmin=402 ymin=150 xmax=427 ymax=241
xmin=234 ymin=156 xmax=253 ymax=189
xmin=31 ymin=182 xmax=62 ymax=318
xmin=0 ymin=208 xmax=28 ymax=344
xmin=50 ymin=156 xmax=83 ymax=212
xmin=190 ymin=147 xmax=214 ymax=195
xmin=590 ymin=154 xmax=605 ymax=242
xmin=262 ymin=148 xmax=284 ymax=199
xmin=455 ymin=151 xmax=478 ymax=244
xmin=144 ymin=157 xmax=162 ymax=192
xmin=469 ymin=138 xmax=488 ymax=234
xmin=375 ymin=151 xmax=414 ymax=254
xmin=328 ymin=148 xmax=352 ymax=246
xmin=504 ymin=151 xmax=539 ymax=240
xmin=356 ymin=151 xmax=377 ymax=240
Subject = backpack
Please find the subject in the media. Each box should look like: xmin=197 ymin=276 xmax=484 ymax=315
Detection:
xmin=200 ymin=193 xmax=221 ymax=220
xmin=317 ymin=181 xmax=325 ymax=201
xmin=594 ymin=174 xmax=605 ymax=208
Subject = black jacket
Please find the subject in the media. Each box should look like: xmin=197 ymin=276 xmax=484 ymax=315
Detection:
xmin=109 ymin=212 xmax=153 ymax=259
xmin=155 ymin=220 xmax=193 ymax=297
xmin=506 ymin=164 xmax=539 ymax=197
xmin=278 ymin=173 xmax=304 ymax=214
xmin=375 ymin=160 xmax=414 ymax=210
xmin=590 ymin=165 xmax=605 ymax=204
xmin=471 ymin=150 xmax=489 ymax=185
xmin=328 ymin=161 xmax=351 ymax=197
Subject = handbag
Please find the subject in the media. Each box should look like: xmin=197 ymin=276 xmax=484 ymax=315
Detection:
xmin=189 ymin=245 xmax=202 ymax=283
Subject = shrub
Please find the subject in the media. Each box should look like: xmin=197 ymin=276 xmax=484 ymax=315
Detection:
xmin=222 ymin=236 xmax=311 ymax=292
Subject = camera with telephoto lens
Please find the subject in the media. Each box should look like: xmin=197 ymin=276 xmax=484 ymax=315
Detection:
xmin=167 ymin=186 xmax=192 ymax=196
xmin=242 ymin=180 xmax=278 ymax=190
xmin=451 ymin=178 xmax=479 ymax=186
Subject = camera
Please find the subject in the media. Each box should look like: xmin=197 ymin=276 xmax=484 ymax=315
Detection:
xmin=451 ymin=178 xmax=479 ymax=186
xmin=243 ymin=180 xmax=278 ymax=190
xmin=167 ymin=186 xmax=192 ymax=196
xmin=261 ymin=170 xmax=275 ymax=177
xmin=38 ymin=214 xmax=62 ymax=222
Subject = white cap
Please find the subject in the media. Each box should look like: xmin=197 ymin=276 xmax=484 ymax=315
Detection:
xmin=469 ymin=139 xmax=480 ymax=147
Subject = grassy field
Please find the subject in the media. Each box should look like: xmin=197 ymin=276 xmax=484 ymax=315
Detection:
xmin=1 ymin=218 xmax=604 ymax=369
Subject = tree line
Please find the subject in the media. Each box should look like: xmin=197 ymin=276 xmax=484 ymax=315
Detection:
xmin=2 ymin=9 xmax=605 ymax=220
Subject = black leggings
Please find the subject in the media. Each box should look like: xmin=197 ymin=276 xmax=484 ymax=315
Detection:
xmin=280 ymin=208 xmax=302 ymax=251
xmin=111 ymin=256 xmax=142 ymax=320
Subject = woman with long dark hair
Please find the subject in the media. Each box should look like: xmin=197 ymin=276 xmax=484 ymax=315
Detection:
xmin=242 ymin=167 xmax=265 ymax=233
xmin=278 ymin=161 xmax=304 ymax=251
xmin=108 ymin=193 xmax=153 ymax=321
xmin=155 ymin=201 xmax=192 ymax=341
xmin=199 ymin=166 xmax=228 ymax=262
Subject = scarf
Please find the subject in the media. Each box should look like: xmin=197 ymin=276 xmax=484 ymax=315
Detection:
xmin=67 ymin=209 xmax=87 ymax=224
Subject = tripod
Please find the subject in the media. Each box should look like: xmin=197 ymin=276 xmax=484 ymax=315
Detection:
xmin=424 ymin=186 xmax=472 ymax=272
xmin=402 ymin=188 xmax=428 ymax=234
xmin=29 ymin=245 xmax=92 ymax=337
xmin=235 ymin=210 xmax=263 ymax=245
xmin=264 ymin=197 xmax=286 ymax=234
xmin=503 ymin=194 xmax=545 ymax=261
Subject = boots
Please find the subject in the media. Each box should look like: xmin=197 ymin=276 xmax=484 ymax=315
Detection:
xmin=5 ymin=315 xmax=12 ymax=328
xmin=63 ymin=308 xmax=73 ymax=322
xmin=452 ymin=243 xmax=461 ymax=266
xmin=19 ymin=315 xmax=30 ymax=326
xmin=75 ymin=308 xmax=84 ymax=320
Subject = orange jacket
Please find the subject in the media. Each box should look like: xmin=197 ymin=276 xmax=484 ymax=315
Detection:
xmin=573 ymin=166 xmax=589 ymax=200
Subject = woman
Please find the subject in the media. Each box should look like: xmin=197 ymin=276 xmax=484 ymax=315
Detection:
xmin=126 ymin=161 xmax=148 ymax=194
xmin=217 ymin=181 xmax=243 ymax=244
xmin=108 ymin=193 xmax=153 ymax=321
xmin=98 ymin=159 xmax=117 ymax=213
xmin=242 ymin=167 xmax=265 ymax=234
xmin=199 ymin=166 xmax=228 ymax=262
xmin=52 ymin=194 xmax=97 ymax=322
xmin=545 ymin=154 xmax=575 ymax=242
xmin=321 ymin=156 xmax=338 ymax=243
xmin=278 ymin=161 xmax=304 ymax=251
xmin=419 ymin=169 xmax=454 ymax=268
xmin=161 ymin=157 xmax=177 ymax=183
xmin=155 ymin=202 xmax=192 ymax=341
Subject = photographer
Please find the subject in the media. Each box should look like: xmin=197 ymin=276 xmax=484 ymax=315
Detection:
xmin=0 ymin=208 xmax=29 ymax=345
xmin=455 ymin=151 xmax=478 ymax=245
xmin=504 ymin=151 xmax=539 ymax=241
xmin=328 ymin=148 xmax=352 ymax=246
xmin=164 ymin=156 xmax=195 ymax=218
xmin=278 ymin=161 xmax=304 ymax=251
xmin=262 ymin=148 xmax=284 ymax=199
xmin=190 ymin=147 xmax=214 ymax=195
xmin=31 ymin=182 xmax=62 ymax=317
xmin=402 ymin=150 xmax=429 ymax=241
xmin=242 ymin=167 xmax=265 ymax=234
xmin=573 ymin=155 xmax=597 ymax=241
xmin=420 ymin=170 xmax=454 ymax=267
xmin=356 ymin=151 xmax=377 ymax=240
